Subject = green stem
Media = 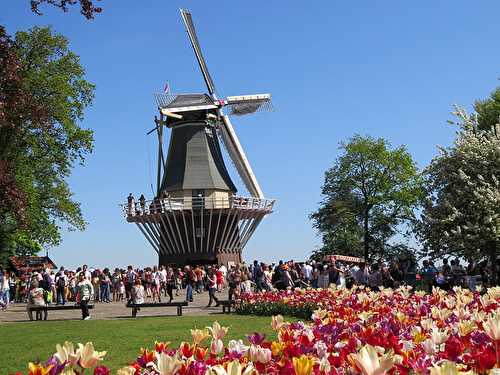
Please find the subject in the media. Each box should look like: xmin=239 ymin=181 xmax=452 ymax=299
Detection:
xmin=496 ymin=340 xmax=499 ymax=367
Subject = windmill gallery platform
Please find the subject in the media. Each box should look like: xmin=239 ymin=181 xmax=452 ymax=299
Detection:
xmin=123 ymin=196 xmax=274 ymax=265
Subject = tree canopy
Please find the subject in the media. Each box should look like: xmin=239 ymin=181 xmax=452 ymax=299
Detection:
xmin=0 ymin=26 xmax=95 ymax=263
xmin=310 ymin=135 xmax=423 ymax=262
xmin=417 ymin=107 xmax=500 ymax=274
xmin=474 ymin=86 xmax=500 ymax=133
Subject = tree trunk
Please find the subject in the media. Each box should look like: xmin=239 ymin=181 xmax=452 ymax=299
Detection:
xmin=364 ymin=207 xmax=369 ymax=261
xmin=488 ymin=243 xmax=498 ymax=287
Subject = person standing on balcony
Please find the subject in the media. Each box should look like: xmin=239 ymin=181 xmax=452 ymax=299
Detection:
xmin=127 ymin=193 xmax=135 ymax=215
xmin=139 ymin=194 xmax=146 ymax=214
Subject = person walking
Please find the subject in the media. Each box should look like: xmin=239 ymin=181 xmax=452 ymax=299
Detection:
xmin=152 ymin=266 xmax=161 ymax=302
xmin=76 ymin=272 xmax=94 ymax=320
xmin=165 ymin=267 xmax=175 ymax=303
xmin=55 ymin=267 xmax=67 ymax=305
xmin=252 ymin=260 xmax=263 ymax=291
xmin=0 ymin=271 xmax=9 ymax=310
xmin=184 ymin=266 xmax=195 ymax=302
xmin=100 ymin=268 xmax=112 ymax=303
xmin=206 ymin=268 xmax=220 ymax=307
xmin=125 ymin=266 xmax=136 ymax=301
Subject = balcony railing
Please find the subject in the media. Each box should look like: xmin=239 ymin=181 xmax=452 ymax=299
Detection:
xmin=122 ymin=196 xmax=275 ymax=217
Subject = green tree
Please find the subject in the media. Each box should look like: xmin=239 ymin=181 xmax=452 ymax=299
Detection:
xmin=417 ymin=107 xmax=500 ymax=283
xmin=475 ymin=86 xmax=500 ymax=133
xmin=310 ymin=135 xmax=423 ymax=261
xmin=30 ymin=0 xmax=102 ymax=19
xmin=0 ymin=26 xmax=94 ymax=263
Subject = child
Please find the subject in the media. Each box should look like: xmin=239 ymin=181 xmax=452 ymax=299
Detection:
xmin=119 ymin=281 xmax=125 ymax=301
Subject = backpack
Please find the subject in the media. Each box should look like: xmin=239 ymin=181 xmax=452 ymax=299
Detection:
xmin=57 ymin=276 xmax=66 ymax=288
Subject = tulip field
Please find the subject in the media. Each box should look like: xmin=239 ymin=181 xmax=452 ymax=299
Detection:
xmin=10 ymin=285 xmax=500 ymax=374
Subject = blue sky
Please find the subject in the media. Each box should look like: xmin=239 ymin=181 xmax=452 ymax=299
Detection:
xmin=3 ymin=1 xmax=499 ymax=269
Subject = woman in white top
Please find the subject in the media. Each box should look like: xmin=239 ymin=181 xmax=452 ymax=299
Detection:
xmin=263 ymin=265 xmax=273 ymax=291
xmin=131 ymin=279 xmax=145 ymax=304
xmin=318 ymin=265 xmax=330 ymax=289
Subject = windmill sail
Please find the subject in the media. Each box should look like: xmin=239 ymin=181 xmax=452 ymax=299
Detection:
xmin=180 ymin=9 xmax=217 ymax=96
xmin=226 ymin=94 xmax=273 ymax=116
xmin=219 ymin=115 xmax=264 ymax=199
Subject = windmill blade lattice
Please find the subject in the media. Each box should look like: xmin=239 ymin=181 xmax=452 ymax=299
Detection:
xmin=180 ymin=9 xmax=217 ymax=96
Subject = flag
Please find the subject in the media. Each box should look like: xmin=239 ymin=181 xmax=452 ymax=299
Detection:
xmin=163 ymin=81 xmax=169 ymax=94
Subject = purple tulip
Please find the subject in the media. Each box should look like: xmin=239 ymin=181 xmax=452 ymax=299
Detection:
xmin=247 ymin=332 xmax=266 ymax=345
xmin=45 ymin=356 xmax=66 ymax=375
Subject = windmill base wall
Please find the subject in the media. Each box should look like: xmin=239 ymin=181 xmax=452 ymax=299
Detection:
xmin=158 ymin=251 xmax=241 ymax=267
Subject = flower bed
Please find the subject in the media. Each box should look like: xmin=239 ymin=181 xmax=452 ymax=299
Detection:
xmin=236 ymin=289 xmax=334 ymax=318
xmin=16 ymin=286 xmax=500 ymax=374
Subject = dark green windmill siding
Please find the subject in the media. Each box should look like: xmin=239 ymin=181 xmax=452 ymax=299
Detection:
xmin=160 ymin=121 xmax=237 ymax=193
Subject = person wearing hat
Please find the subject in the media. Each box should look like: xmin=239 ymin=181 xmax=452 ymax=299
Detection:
xmin=26 ymin=280 xmax=46 ymax=319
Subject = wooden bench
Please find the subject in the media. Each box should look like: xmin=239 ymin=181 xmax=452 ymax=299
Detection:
xmin=27 ymin=304 xmax=95 ymax=321
xmin=126 ymin=301 xmax=187 ymax=317
xmin=218 ymin=300 xmax=235 ymax=314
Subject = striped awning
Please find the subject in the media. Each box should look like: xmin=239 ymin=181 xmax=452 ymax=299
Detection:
xmin=323 ymin=255 xmax=365 ymax=263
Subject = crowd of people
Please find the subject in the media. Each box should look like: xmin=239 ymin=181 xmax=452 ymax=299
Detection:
xmin=0 ymin=256 xmax=488 ymax=320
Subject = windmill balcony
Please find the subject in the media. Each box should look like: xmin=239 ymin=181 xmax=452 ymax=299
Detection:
xmin=122 ymin=196 xmax=275 ymax=219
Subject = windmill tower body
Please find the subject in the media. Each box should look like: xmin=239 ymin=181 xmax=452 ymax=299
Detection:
xmin=123 ymin=11 xmax=275 ymax=266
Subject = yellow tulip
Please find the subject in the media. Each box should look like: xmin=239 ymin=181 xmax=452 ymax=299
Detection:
xmin=54 ymin=341 xmax=79 ymax=366
xmin=432 ymin=307 xmax=451 ymax=321
xmin=395 ymin=312 xmax=406 ymax=323
xmin=420 ymin=318 xmax=435 ymax=332
xmin=152 ymin=351 xmax=183 ymax=375
xmin=271 ymin=341 xmax=284 ymax=356
xmin=350 ymin=344 xmax=396 ymax=375
xmin=457 ymin=321 xmax=477 ymax=336
xmin=431 ymin=328 xmax=449 ymax=346
xmin=484 ymin=312 xmax=500 ymax=341
xmin=312 ymin=309 xmax=328 ymax=321
xmin=207 ymin=321 xmax=229 ymax=340
xmin=429 ymin=360 xmax=473 ymax=375
xmin=412 ymin=331 xmax=427 ymax=345
xmin=207 ymin=361 xmax=257 ymax=375
xmin=227 ymin=360 xmax=244 ymax=375
xmin=116 ymin=367 xmax=136 ymax=375
xmin=190 ymin=328 xmax=209 ymax=345
xmin=271 ymin=315 xmax=284 ymax=331
xmin=292 ymin=355 xmax=314 ymax=375
xmin=28 ymin=363 xmax=54 ymax=375
xmin=77 ymin=342 xmax=106 ymax=369
xmin=487 ymin=287 xmax=500 ymax=300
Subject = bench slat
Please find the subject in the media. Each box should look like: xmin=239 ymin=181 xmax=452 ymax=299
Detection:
xmin=126 ymin=302 xmax=187 ymax=308
xmin=28 ymin=305 xmax=94 ymax=311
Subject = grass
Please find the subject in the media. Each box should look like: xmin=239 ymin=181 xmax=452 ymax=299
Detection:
xmin=0 ymin=315 xmax=279 ymax=374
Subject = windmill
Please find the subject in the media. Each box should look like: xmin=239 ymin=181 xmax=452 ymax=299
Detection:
xmin=123 ymin=9 xmax=275 ymax=266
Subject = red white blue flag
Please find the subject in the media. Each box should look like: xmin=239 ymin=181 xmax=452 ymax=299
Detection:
xmin=163 ymin=82 xmax=170 ymax=94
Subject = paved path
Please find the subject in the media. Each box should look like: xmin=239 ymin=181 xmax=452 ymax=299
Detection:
xmin=0 ymin=290 xmax=230 ymax=323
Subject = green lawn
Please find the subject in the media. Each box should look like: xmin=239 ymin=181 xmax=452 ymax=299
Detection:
xmin=1 ymin=315 xmax=278 ymax=374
